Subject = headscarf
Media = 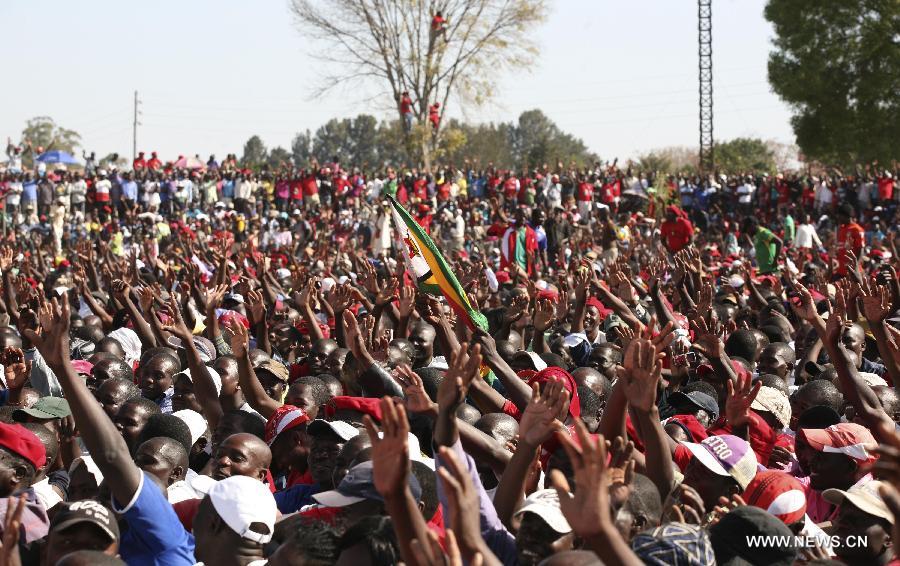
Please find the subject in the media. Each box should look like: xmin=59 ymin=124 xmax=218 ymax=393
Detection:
xmin=108 ymin=327 xmax=142 ymax=367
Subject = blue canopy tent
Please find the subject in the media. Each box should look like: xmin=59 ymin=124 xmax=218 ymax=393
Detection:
xmin=36 ymin=150 xmax=80 ymax=165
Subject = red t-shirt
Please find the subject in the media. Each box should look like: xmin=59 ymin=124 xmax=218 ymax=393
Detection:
xmin=290 ymin=180 xmax=304 ymax=201
xmin=577 ymin=181 xmax=593 ymax=202
xmin=400 ymin=96 xmax=412 ymax=114
xmin=836 ymin=222 xmax=865 ymax=274
xmin=302 ymin=175 xmax=318 ymax=197
xmin=660 ymin=218 xmax=694 ymax=252
xmin=878 ymin=177 xmax=895 ymax=201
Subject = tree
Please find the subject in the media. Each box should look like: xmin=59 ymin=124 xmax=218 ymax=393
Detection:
xmin=241 ymin=135 xmax=268 ymax=168
xmin=290 ymin=0 xmax=548 ymax=169
xmin=765 ymin=0 xmax=900 ymax=165
xmin=267 ymin=147 xmax=293 ymax=169
xmin=509 ymin=110 xmax=593 ymax=168
xmin=291 ymin=130 xmax=313 ymax=166
xmin=19 ymin=117 xmax=81 ymax=167
xmin=715 ymin=138 xmax=776 ymax=174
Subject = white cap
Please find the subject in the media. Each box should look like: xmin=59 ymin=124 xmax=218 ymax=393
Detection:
xmin=376 ymin=431 xmax=436 ymax=470
xmin=173 ymin=366 xmax=222 ymax=396
xmin=513 ymin=489 xmax=571 ymax=534
xmin=308 ymin=419 xmax=360 ymax=441
xmin=172 ymin=409 xmax=208 ymax=447
xmin=208 ymin=476 xmax=277 ymax=544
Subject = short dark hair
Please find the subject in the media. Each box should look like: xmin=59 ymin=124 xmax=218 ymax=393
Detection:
xmin=338 ymin=516 xmax=399 ymax=564
xmin=577 ymin=385 xmax=601 ymax=418
xmin=725 ymin=329 xmax=759 ymax=362
xmin=411 ymin=461 xmax=439 ymax=520
xmin=138 ymin=414 xmax=193 ymax=454
xmin=103 ymin=377 xmax=141 ymax=401
xmin=290 ymin=376 xmax=330 ymax=406
xmin=23 ymin=423 xmax=56 ymax=467
xmin=55 ymin=551 xmax=126 ymax=566
xmin=219 ymin=410 xmax=266 ymax=441
xmin=122 ymin=397 xmax=162 ymax=417
xmin=415 ymin=367 xmax=445 ymax=402
xmin=279 ymin=519 xmax=339 ymax=565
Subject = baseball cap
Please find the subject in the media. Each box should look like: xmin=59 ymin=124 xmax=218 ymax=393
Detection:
xmin=255 ymin=359 xmax=289 ymax=383
xmin=743 ymin=471 xmax=807 ymax=525
xmin=823 ymin=480 xmax=894 ymax=524
xmin=173 ymin=367 xmax=222 ymax=396
xmin=308 ymin=419 xmax=360 ymax=442
xmin=798 ymin=423 xmax=877 ymax=462
xmin=631 ymin=522 xmax=715 ymax=566
xmin=324 ymin=396 xmax=384 ymax=422
xmin=512 ymin=489 xmax=571 ymax=534
xmin=681 ymin=435 xmax=758 ymax=489
xmin=172 ymin=409 xmax=208 ymax=447
xmin=13 ymin=397 xmax=71 ymax=422
xmin=669 ymin=390 xmax=719 ymax=420
xmin=71 ymin=360 xmax=94 ymax=377
xmin=710 ymin=506 xmax=798 ymax=566
xmin=264 ymin=405 xmax=310 ymax=445
xmin=750 ymin=386 xmax=791 ymax=429
xmin=0 ymin=422 xmax=46 ymax=470
xmin=208 ymin=475 xmax=277 ymax=544
xmin=50 ymin=500 xmax=119 ymax=543
xmin=313 ymin=461 xmax=421 ymax=507
xmin=167 ymin=335 xmax=216 ymax=363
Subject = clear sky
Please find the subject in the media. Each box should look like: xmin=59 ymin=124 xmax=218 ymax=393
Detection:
xmin=0 ymin=0 xmax=795 ymax=163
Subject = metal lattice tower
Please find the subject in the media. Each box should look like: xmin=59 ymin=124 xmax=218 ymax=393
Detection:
xmin=698 ymin=0 xmax=714 ymax=173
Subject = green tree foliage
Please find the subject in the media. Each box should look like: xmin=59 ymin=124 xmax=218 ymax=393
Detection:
xmin=241 ymin=135 xmax=268 ymax=168
xmin=714 ymin=138 xmax=777 ymax=173
xmin=765 ymin=0 xmax=900 ymax=165
xmin=19 ymin=117 xmax=81 ymax=167
xmin=291 ymin=130 xmax=312 ymax=166
xmin=267 ymin=147 xmax=292 ymax=169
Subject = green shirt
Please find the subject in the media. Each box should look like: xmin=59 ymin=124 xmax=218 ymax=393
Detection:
xmin=754 ymin=227 xmax=779 ymax=274
xmin=515 ymin=227 xmax=528 ymax=270
xmin=784 ymin=215 xmax=795 ymax=241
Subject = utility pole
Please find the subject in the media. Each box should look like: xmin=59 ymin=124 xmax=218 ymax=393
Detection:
xmin=698 ymin=0 xmax=714 ymax=174
xmin=132 ymin=90 xmax=142 ymax=165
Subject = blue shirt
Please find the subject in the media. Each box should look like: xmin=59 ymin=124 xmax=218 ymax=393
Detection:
xmin=273 ymin=483 xmax=320 ymax=514
xmin=22 ymin=181 xmax=37 ymax=202
xmin=112 ymin=471 xmax=195 ymax=566
xmin=122 ymin=180 xmax=138 ymax=201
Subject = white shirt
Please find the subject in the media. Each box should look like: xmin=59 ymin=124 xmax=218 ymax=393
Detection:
xmin=794 ymin=224 xmax=822 ymax=249
xmin=32 ymin=477 xmax=63 ymax=511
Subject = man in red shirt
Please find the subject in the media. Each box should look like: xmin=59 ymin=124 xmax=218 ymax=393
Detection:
xmin=132 ymin=151 xmax=146 ymax=171
xmin=835 ymin=204 xmax=864 ymax=277
xmin=399 ymin=92 xmax=414 ymax=132
xmin=877 ymin=172 xmax=894 ymax=205
xmin=428 ymin=102 xmax=441 ymax=131
xmin=660 ymin=205 xmax=694 ymax=254
xmin=431 ymin=11 xmax=448 ymax=42
xmin=147 ymin=152 xmax=162 ymax=170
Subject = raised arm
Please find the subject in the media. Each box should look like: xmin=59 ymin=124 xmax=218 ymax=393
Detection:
xmin=111 ymin=280 xmax=157 ymax=350
xmin=228 ymin=319 xmax=281 ymax=419
xmin=472 ymin=330 xmax=532 ymax=412
xmin=433 ymin=344 xmax=483 ymax=449
xmin=163 ymin=298 xmax=224 ymax=432
xmin=25 ymin=295 xmax=141 ymax=506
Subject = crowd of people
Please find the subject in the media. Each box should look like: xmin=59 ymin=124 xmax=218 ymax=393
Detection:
xmin=0 ymin=141 xmax=899 ymax=565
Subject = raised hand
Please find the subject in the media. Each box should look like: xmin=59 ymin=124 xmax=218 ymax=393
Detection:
xmin=503 ymin=294 xmax=529 ymax=326
xmin=206 ymin=283 xmax=230 ymax=311
xmin=138 ymin=285 xmax=156 ymax=313
xmin=161 ymin=297 xmax=192 ymax=341
xmin=245 ymin=288 xmax=267 ymax=325
xmin=436 ymin=446 xmax=494 ymax=564
xmin=532 ymin=297 xmax=556 ymax=333
xmin=0 ymin=494 xmax=25 ymax=566
xmin=327 ymin=284 xmax=356 ymax=314
xmin=690 ymin=316 xmax=725 ymax=360
xmin=111 ymin=279 xmax=130 ymax=302
xmin=397 ymin=284 xmax=416 ymax=317
xmin=789 ymin=282 xmax=819 ymax=323
xmin=858 ymin=278 xmax=893 ymax=323
xmin=23 ymin=294 xmax=70 ymax=368
xmin=1 ymin=348 xmax=30 ymax=392
xmin=394 ymin=365 xmax=437 ymax=414
xmin=519 ymin=380 xmax=568 ymax=448
xmin=621 ymin=338 xmax=660 ymax=413
xmin=374 ymin=277 xmax=399 ymax=308
xmin=725 ymin=370 xmax=761 ymax=428
xmin=607 ymin=436 xmax=636 ymax=508
xmin=549 ymin=420 xmax=611 ymax=538
xmin=437 ymin=343 xmax=482 ymax=410
xmin=364 ymin=397 xmax=411 ymax=498
xmin=227 ymin=318 xmax=249 ymax=358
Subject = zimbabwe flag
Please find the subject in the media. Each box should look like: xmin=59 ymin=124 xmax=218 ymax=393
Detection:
xmin=388 ymin=196 xmax=488 ymax=331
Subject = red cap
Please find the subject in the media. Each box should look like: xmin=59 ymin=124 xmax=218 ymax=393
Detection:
xmin=324 ymin=396 xmax=383 ymax=422
xmin=0 ymin=422 xmax=46 ymax=471
xmin=744 ymin=471 xmax=807 ymax=525
xmin=667 ymin=414 xmax=709 ymax=442
xmin=264 ymin=405 xmax=310 ymax=445
xmin=495 ymin=271 xmax=511 ymax=284
xmin=528 ymin=366 xmax=581 ymax=420
xmin=585 ymin=297 xmax=612 ymax=321
xmin=798 ymin=423 xmax=877 ymax=463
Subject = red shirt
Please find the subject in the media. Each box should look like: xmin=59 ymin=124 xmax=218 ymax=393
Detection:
xmin=133 ymin=158 xmax=146 ymax=170
xmin=147 ymin=157 xmax=162 ymax=170
xmin=431 ymin=15 xmax=445 ymax=30
xmin=576 ymin=181 xmax=593 ymax=202
xmin=660 ymin=217 xmax=694 ymax=253
xmin=400 ymin=96 xmax=413 ymax=114
xmin=290 ymin=179 xmax=304 ymax=201
xmin=302 ymin=174 xmax=318 ymax=197
xmin=878 ymin=177 xmax=895 ymax=201
xmin=836 ymin=222 xmax=865 ymax=275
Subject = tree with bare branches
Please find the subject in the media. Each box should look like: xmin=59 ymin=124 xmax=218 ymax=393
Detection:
xmin=289 ymin=0 xmax=548 ymax=170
